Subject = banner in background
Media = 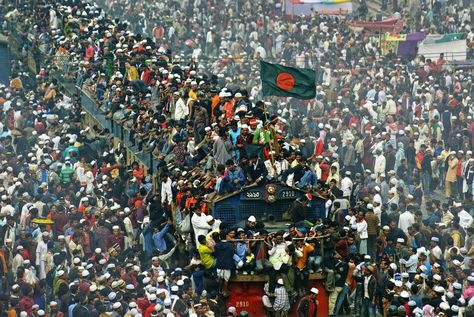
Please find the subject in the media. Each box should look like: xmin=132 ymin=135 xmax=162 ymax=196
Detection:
xmin=418 ymin=39 xmax=466 ymax=61
xmin=290 ymin=0 xmax=350 ymax=3
xmin=285 ymin=0 xmax=352 ymax=15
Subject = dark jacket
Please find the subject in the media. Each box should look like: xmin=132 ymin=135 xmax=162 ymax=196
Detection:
xmin=215 ymin=241 xmax=234 ymax=270
xmin=288 ymin=200 xmax=308 ymax=223
xmin=245 ymin=159 xmax=268 ymax=183
xmin=421 ymin=154 xmax=433 ymax=173
xmin=363 ymin=274 xmax=377 ymax=301
xmin=334 ymin=260 xmax=349 ymax=287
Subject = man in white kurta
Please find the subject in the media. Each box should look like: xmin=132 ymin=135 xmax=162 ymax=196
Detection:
xmin=374 ymin=150 xmax=386 ymax=182
xmin=123 ymin=209 xmax=134 ymax=250
xmin=35 ymin=232 xmax=49 ymax=280
xmin=191 ymin=210 xmax=212 ymax=246
xmin=341 ymin=171 xmax=353 ymax=198
xmin=12 ymin=245 xmax=24 ymax=277
xmin=398 ymin=210 xmax=415 ymax=235
xmin=430 ymin=237 xmax=443 ymax=260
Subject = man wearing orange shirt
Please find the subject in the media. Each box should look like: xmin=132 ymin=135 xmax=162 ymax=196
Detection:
xmin=9 ymin=73 xmax=22 ymax=91
xmin=210 ymin=89 xmax=220 ymax=120
xmin=222 ymin=94 xmax=235 ymax=123
xmin=294 ymin=239 xmax=315 ymax=296
xmin=132 ymin=162 xmax=144 ymax=184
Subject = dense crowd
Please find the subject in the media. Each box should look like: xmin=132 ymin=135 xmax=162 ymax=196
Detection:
xmin=0 ymin=0 xmax=473 ymax=316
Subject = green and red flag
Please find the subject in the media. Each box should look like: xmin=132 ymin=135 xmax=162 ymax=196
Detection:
xmin=260 ymin=61 xmax=316 ymax=100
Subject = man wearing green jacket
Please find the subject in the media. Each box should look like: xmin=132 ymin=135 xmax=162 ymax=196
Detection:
xmin=59 ymin=161 xmax=74 ymax=184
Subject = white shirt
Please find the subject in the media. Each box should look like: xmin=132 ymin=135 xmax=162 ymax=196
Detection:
xmin=431 ymin=245 xmax=443 ymax=260
xmin=356 ymin=220 xmax=368 ymax=239
xmin=174 ymin=97 xmax=189 ymax=121
xmin=364 ymin=275 xmax=371 ymax=298
xmin=268 ymin=242 xmax=290 ymax=270
xmin=206 ymin=31 xmax=213 ymax=43
xmin=341 ymin=177 xmax=353 ymax=197
xmin=398 ymin=211 xmax=415 ymax=235
xmin=458 ymin=209 xmax=473 ymax=229
xmin=35 ymin=240 xmax=48 ymax=279
xmin=374 ymin=206 xmax=382 ymax=222
xmin=373 ymin=193 xmax=382 ymax=205
xmin=374 ymin=154 xmax=386 ymax=175
xmin=264 ymin=160 xmax=278 ymax=179
xmin=123 ymin=217 xmax=133 ymax=237
xmin=161 ymin=177 xmax=173 ymax=205
xmin=405 ymin=253 xmax=419 ymax=273
xmin=191 ymin=213 xmax=211 ymax=246
xmin=12 ymin=253 xmax=23 ymax=276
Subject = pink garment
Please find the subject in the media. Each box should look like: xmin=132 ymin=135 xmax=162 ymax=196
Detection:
xmin=463 ymin=286 xmax=474 ymax=300
xmin=85 ymin=44 xmax=94 ymax=61
xmin=422 ymin=305 xmax=435 ymax=317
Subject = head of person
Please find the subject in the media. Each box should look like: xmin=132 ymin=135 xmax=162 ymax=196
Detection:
xmin=247 ymin=216 xmax=256 ymax=228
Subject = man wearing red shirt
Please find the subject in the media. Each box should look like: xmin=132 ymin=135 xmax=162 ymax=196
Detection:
xmin=19 ymin=285 xmax=34 ymax=315
xmin=107 ymin=226 xmax=125 ymax=251
xmin=319 ymin=158 xmax=330 ymax=182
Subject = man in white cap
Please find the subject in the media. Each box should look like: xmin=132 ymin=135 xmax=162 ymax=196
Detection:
xmin=49 ymin=301 xmax=60 ymax=317
xmin=36 ymin=231 xmax=49 ymax=280
xmin=430 ymin=237 xmax=443 ymax=260
xmin=123 ymin=208 xmax=134 ymax=250
xmin=297 ymin=287 xmax=319 ymax=316
xmin=340 ymin=171 xmax=353 ymax=199
xmin=191 ymin=208 xmax=212 ymax=246
xmin=12 ymin=245 xmax=24 ymax=276
xmin=373 ymin=186 xmax=382 ymax=205
xmin=273 ymin=278 xmax=290 ymax=317
xmin=374 ymin=149 xmax=386 ymax=182
xmin=205 ymin=214 xmax=221 ymax=233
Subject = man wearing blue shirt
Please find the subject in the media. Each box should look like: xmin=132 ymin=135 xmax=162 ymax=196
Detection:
xmin=152 ymin=220 xmax=172 ymax=253
xmin=223 ymin=159 xmax=245 ymax=191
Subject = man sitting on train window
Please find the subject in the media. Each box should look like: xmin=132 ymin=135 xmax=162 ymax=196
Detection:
xmin=235 ymin=215 xmax=265 ymax=237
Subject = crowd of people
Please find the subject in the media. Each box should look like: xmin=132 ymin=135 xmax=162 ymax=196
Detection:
xmin=0 ymin=0 xmax=473 ymax=316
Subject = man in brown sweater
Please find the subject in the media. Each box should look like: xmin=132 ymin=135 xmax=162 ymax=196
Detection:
xmin=365 ymin=204 xmax=380 ymax=258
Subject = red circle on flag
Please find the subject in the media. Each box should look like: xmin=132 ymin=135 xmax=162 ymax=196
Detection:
xmin=276 ymin=72 xmax=295 ymax=91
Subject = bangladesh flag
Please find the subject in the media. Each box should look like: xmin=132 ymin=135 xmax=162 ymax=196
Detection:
xmin=260 ymin=61 xmax=316 ymax=100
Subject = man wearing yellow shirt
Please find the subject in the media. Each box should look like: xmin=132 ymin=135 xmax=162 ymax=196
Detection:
xmin=188 ymin=80 xmax=198 ymax=99
xmin=125 ymin=62 xmax=139 ymax=81
xmin=197 ymin=235 xmax=216 ymax=269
